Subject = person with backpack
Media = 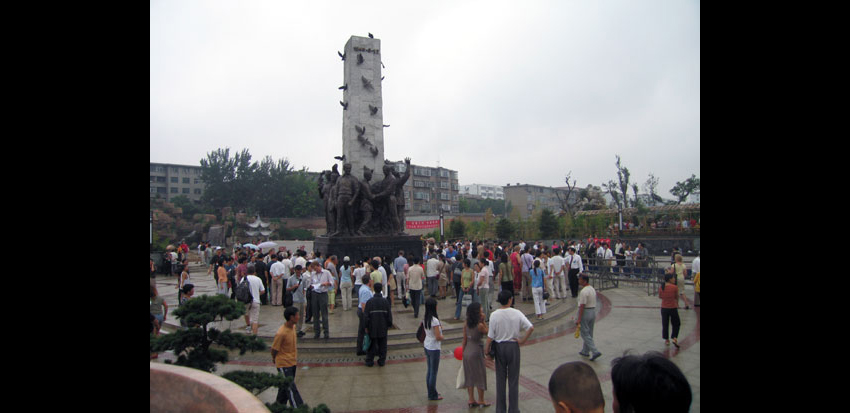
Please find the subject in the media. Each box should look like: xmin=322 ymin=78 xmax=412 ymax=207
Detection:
xmin=238 ymin=264 xmax=265 ymax=336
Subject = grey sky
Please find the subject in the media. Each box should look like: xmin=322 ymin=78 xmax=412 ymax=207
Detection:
xmin=150 ymin=0 xmax=699 ymax=197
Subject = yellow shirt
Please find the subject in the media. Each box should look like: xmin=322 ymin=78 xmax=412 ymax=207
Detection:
xmin=271 ymin=323 xmax=297 ymax=368
xmin=370 ymin=270 xmax=382 ymax=285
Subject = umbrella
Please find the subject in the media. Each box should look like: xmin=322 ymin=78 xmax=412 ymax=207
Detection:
xmin=243 ymin=243 xmax=259 ymax=250
xmin=258 ymin=241 xmax=278 ymax=250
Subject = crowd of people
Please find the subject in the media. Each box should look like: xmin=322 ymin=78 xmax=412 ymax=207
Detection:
xmin=151 ymin=237 xmax=697 ymax=411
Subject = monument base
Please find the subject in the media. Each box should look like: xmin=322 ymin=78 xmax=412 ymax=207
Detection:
xmin=314 ymin=234 xmax=422 ymax=263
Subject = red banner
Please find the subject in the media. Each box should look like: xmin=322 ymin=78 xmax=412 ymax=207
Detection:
xmin=406 ymin=219 xmax=440 ymax=229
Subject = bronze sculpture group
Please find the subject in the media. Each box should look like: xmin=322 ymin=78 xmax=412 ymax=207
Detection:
xmin=319 ymin=157 xmax=411 ymax=237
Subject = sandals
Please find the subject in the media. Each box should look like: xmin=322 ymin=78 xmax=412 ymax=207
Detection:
xmin=479 ymin=402 xmax=491 ymax=407
xmin=672 ymin=338 xmax=680 ymax=348
xmin=468 ymin=402 xmax=479 ymax=407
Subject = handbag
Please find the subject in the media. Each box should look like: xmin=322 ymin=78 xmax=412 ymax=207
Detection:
xmin=574 ymin=323 xmax=581 ymax=339
xmin=363 ymin=334 xmax=372 ymax=352
xmin=462 ymin=293 xmax=472 ymax=307
xmin=456 ymin=365 xmax=465 ymax=389
xmin=416 ymin=321 xmax=426 ymax=343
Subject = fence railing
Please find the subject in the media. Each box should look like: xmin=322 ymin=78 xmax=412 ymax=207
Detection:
xmin=584 ymin=256 xmax=694 ymax=296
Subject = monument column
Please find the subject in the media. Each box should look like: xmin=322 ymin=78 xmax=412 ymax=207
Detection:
xmin=341 ymin=35 xmax=384 ymax=182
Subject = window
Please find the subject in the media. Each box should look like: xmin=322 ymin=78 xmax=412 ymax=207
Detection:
xmin=183 ymin=178 xmax=190 ymax=184
xmin=150 ymin=176 xmax=156 ymax=182
xmin=157 ymin=187 xmax=167 ymax=194
xmin=414 ymin=180 xmax=426 ymax=188
xmin=157 ymin=177 xmax=166 ymax=183
xmin=440 ymin=192 xmax=451 ymax=200
xmin=171 ymin=177 xmax=178 ymax=183
xmin=170 ymin=187 xmax=178 ymax=193
xmin=414 ymin=192 xmax=429 ymax=201
xmin=194 ymin=178 xmax=200 ymax=184
xmin=439 ymin=170 xmax=450 ymax=178
xmin=182 ymin=188 xmax=190 ymax=194
xmin=440 ymin=181 xmax=449 ymax=189
xmin=194 ymin=188 xmax=201 ymax=194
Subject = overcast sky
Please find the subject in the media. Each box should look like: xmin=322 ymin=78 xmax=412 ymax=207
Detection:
xmin=150 ymin=0 xmax=699 ymax=197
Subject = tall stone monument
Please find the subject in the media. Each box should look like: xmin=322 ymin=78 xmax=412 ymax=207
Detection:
xmin=341 ymin=35 xmax=385 ymax=182
xmin=314 ymin=34 xmax=421 ymax=262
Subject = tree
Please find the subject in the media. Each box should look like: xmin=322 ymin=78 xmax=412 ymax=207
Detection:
xmin=555 ymin=171 xmax=580 ymax=218
xmin=150 ymin=294 xmax=267 ymax=373
xmin=670 ymin=174 xmax=700 ymax=204
xmin=643 ymin=173 xmax=664 ymax=206
xmin=200 ymin=148 xmax=324 ymax=218
xmin=449 ymin=219 xmax=466 ymax=238
xmin=495 ymin=218 xmax=515 ymax=240
xmin=538 ymin=209 xmax=559 ymax=239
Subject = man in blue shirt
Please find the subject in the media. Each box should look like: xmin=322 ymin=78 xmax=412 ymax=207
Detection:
xmin=356 ymin=274 xmax=375 ymax=355
xmin=393 ymin=250 xmax=407 ymax=300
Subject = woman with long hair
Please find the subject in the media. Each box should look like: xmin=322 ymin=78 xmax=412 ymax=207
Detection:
xmin=178 ymin=259 xmax=191 ymax=302
xmin=659 ymin=272 xmax=681 ymax=347
xmin=423 ymin=298 xmax=444 ymax=401
xmin=462 ymin=302 xmax=490 ymax=407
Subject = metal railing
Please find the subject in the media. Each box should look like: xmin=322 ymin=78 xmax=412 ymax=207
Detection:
xmin=583 ymin=256 xmax=693 ymax=296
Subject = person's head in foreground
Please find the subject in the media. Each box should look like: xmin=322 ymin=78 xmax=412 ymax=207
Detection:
xmin=548 ymin=361 xmax=604 ymax=413
xmin=610 ymin=351 xmax=692 ymax=413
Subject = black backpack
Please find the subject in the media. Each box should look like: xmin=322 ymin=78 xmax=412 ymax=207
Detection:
xmin=236 ymin=276 xmax=253 ymax=303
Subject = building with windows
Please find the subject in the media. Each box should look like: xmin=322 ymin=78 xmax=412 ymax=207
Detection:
xmin=388 ymin=161 xmax=460 ymax=215
xmin=503 ymin=183 xmax=577 ymax=219
xmin=150 ymin=163 xmax=205 ymax=203
xmin=460 ymin=184 xmax=504 ymax=200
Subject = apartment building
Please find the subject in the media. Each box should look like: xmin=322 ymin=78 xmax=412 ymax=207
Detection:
xmin=389 ymin=161 xmax=460 ymax=214
xmin=503 ymin=183 xmax=577 ymax=219
xmin=150 ymin=162 xmax=205 ymax=203
xmin=460 ymin=184 xmax=504 ymax=200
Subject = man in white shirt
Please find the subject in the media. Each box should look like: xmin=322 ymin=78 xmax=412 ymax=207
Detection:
xmin=548 ymin=249 xmax=567 ymax=299
xmin=309 ymin=260 xmax=333 ymax=339
xmin=426 ymin=254 xmax=440 ymax=298
xmin=242 ymin=264 xmax=266 ymax=336
xmin=280 ymin=252 xmax=293 ymax=281
xmin=269 ymin=254 xmax=287 ymax=306
xmin=566 ymin=247 xmax=584 ymax=298
xmin=485 ymin=290 xmax=534 ymax=413
xmin=576 ymin=275 xmax=601 ymax=361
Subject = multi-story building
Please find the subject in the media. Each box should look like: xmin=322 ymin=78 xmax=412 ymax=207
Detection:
xmin=503 ymin=183 xmax=577 ymax=219
xmin=389 ymin=161 xmax=460 ymax=215
xmin=460 ymin=184 xmax=504 ymax=200
xmin=150 ymin=163 xmax=205 ymax=203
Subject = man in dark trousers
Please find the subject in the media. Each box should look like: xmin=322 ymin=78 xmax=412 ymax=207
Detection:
xmin=363 ymin=282 xmax=393 ymax=367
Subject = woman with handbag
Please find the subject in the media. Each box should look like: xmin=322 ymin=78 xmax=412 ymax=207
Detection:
xmin=462 ymin=302 xmax=490 ymax=408
xmin=455 ymin=259 xmax=476 ymax=320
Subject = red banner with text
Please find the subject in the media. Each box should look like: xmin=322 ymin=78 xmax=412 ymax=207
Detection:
xmin=406 ymin=219 xmax=440 ymax=229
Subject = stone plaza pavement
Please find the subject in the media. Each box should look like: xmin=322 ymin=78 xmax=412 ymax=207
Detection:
xmin=152 ymin=262 xmax=700 ymax=412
